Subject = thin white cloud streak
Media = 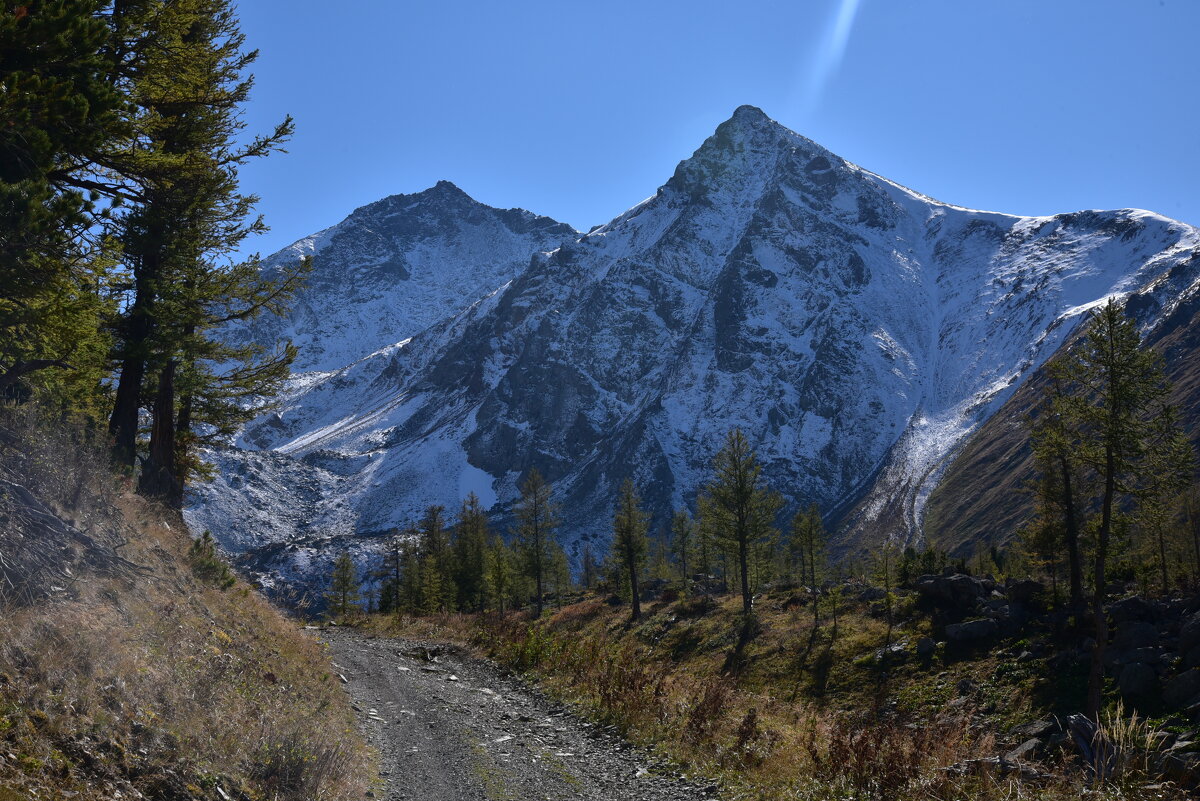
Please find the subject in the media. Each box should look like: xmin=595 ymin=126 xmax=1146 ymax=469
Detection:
xmin=797 ymin=0 xmax=864 ymax=115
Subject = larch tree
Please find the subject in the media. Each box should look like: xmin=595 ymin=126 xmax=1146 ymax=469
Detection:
xmin=612 ymin=478 xmax=649 ymax=621
xmin=700 ymin=428 xmax=782 ymax=615
xmin=453 ymin=492 xmax=490 ymax=612
xmin=787 ymin=503 xmax=827 ymax=622
xmin=515 ymin=468 xmax=559 ymax=617
xmin=581 ymin=541 xmax=598 ymax=591
xmin=1028 ymin=373 xmax=1086 ymax=613
xmin=1051 ymin=299 xmax=1193 ymax=721
xmin=487 ymin=533 xmax=516 ymax=614
xmin=326 ymin=551 xmax=361 ymax=621
xmin=419 ymin=504 xmax=453 ymax=613
xmin=670 ymin=509 xmax=694 ymax=593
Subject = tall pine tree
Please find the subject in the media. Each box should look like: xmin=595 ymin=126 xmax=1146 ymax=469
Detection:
xmin=105 ymin=0 xmax=303 ymax=504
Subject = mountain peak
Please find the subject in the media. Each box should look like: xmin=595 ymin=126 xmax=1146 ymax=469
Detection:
xmin=729 ymin=104 xmax=771 ymax=125
xmin=422 ymin=179 xmax=470 ymax=200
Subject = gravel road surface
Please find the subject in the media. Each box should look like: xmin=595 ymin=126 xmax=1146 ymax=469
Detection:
xmin=323 ymin=629 xmax=723 ymax=801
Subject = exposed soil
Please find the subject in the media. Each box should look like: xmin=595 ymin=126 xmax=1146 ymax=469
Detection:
xmin=323 ymin=628 xmax=723 ymax=801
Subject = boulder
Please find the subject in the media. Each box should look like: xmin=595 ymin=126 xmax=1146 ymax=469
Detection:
xmin=1004 ymin=738 xmax=1042 ymax=763
xmin=915 ymin=637 xmax=937 ymax=658
xmin=1180 ymin=613 xmax=1200 ymax=656
xmin=1186 ymin=644 xmax=1200 ymax=670
xmin=915 ymin=574 xmax=988 ymax=609
xmin=1161 ymin=749 xmax=1200 ymax=789
xmin=639 ymin=578 xmax=668 ymax=600
xmin=1117 ymin=662 xmax=1158 ymax=700
xmin=1122 ymin=647 xmax=1167 ymax=665
xmin=1107 ymin=595 xmax=1157 ymax=624
xmin=1005 ymin=579 xmax=1045 ymax=605
xmin=1164 ymin=669 xmax=1200 ymax=708
xmin=1009 ymin=719 xmax=1056 ymax=740
xmin=1112 ymin=621 xmax=1159 ymax=651
xmin=858 ymin=586 xmax=887 ymax=602
xmin=945 ymin=618 xmax=999 ymax=643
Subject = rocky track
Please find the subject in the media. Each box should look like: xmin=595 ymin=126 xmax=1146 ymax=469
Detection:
xmin=323 ymin=629 xmax=723 ymax=801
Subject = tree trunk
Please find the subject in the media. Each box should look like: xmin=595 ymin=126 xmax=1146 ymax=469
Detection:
xmin=1158 ymin=522 xmax=1170 ymax=595
xmin=1058 ymin=451 xmax=1084 ymax=612
xmin=1086 ymin=444 xmax=1116 ymax=722
xmin=139 ymin=360 xmax=180 ymax=504
xmin=628 ymin=554 xmax=641 ymax=621
xmin=109 ymin=242 xmax=159 ymax=468
xmin=738 ymin=535 xmax=752 ymax=614
xmin=534 ymin=520 xmax=544 ymax=618
xmin=108 ymin=355 xmax=145 ymax=467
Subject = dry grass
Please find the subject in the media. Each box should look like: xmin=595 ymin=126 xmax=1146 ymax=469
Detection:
xmin=0 ymin=408 xmax=371 ymax=800
xmin=366 ymin=594 xmax=1192 ymax=801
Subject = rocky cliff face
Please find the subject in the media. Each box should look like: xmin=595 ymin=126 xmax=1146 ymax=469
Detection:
xmin=224 ymin=180 xmax=577 ymax=374
xmin=186 ymin=106 xmax=1200 ymax=588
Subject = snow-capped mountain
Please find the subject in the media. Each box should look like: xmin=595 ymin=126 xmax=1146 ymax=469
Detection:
xmin=226 ymin=180 xmax=577 ymax=374
xmin=186 ymin=106 xmax=1200 ymax=588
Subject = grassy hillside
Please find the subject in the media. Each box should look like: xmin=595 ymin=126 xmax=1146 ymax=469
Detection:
xmin=0 ymin=407 xmax=370 ymax=800
xmin=364 ymin=585 xmax=1196 ymax=801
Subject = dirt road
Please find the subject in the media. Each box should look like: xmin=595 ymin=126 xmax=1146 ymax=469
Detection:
xmin=323 ymin=629 xmax=723 ymax=801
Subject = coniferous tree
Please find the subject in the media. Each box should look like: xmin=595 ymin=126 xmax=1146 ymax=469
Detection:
xmin=695 ymin=509 xmax=714 ymax=578
xmin=515 ymin=468 xmax=559 ymax=617
xmin=486 ymin=533 xmax=516 ymax=614
xmin=1029 ymin=374 xmax=1086 ymax=612
xmin=453 ymin=493 xmax=490 ymax=612
xmin=649 ymin=529 xmax=674 ymax=583
xmin=1050 ymin=299 xmax=1194 ymax=720
xmin=700 ymin=429 xmax=782 ymax=615
xmin=373 ymin=529 xmax=404 ymax=614
xmin=788 ymin=503 xmax=827 ymax=621
xmin=398 ymin=529 xmax=423 ymax=613
xmin=0 ymin=0 xmax=125 ymax=412
xmin=670 ymin=509 xmax=694 ymax=592
xmin=1186 ymin=488 xmax=1200 ymax=589
xmin=417 ymin=504 xmax=453 ymax=613
xmin=612 ymin=478 xmax=649 ymax=621
xmin=547 ymin=540 xmax=572 ymax=609
xmin=105 ymin=0 xmax=304 ymax=503
xmin=326 ymin=551 xmax=361 ymax=621
xmin=872 ymin=542 xmax=898 ymax=650
xmin=581 ymin=541 xmax=598 ymax=591
xmin=187 ymin=530 xmax=235 ymax=588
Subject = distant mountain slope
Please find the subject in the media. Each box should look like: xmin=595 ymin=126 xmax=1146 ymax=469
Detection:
xmin=922 ymin=247 xmax=1200 ymax=557
xmin=225 ymin=180 xmax=577 ymax=373
xmin=187 ymin=106 xmax=1200 ymax=587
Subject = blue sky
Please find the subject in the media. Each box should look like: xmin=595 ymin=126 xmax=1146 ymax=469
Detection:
xmin=233 ymin=0 xmax=1200 ymax=258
